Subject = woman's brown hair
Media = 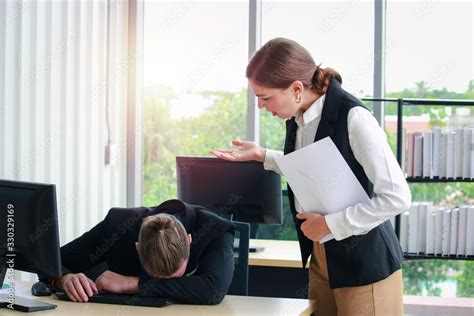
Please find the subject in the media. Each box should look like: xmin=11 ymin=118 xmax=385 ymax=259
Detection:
xmin=246 ymin=37 xmax=342 ymax=95
xmin=138 ymin=213 xmax=190 ymax=278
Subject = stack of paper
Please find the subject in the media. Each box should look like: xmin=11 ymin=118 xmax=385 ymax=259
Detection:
xmin=402 ymin=203 xmax=474 ymax=257
xmin=405 ymin=127 xmax=474 ymax=179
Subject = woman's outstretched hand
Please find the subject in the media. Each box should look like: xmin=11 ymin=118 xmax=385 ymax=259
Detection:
xmin=210 ymin=140 xmax=266 ymax=162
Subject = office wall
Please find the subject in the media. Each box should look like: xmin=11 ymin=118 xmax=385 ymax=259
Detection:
xmin=0 ymin=0 xmax=132 ymax=264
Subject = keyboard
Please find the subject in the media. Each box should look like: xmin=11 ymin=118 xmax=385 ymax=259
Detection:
xmin=55 ymin=291 xmax=173 ymax=307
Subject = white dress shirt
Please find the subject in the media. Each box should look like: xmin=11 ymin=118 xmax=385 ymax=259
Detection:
xmin=263 ymin=96 xmax=411 ymax=241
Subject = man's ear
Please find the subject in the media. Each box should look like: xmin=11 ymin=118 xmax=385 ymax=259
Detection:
xmin=135 ymin=242 xmax=140 ymax=253
xmin=188 ymin=234 xmax=192 ymax=245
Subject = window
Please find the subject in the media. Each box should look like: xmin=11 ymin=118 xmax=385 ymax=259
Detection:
xmin=258 ymin=0 xmax=374 ymax=240
xmin=141 ymin=0 xmax=473 ymax=299
xmin=143 ymin=1 xmax=249 ymax=205
xmin=385 ymin=0 xmax=473 ymax=299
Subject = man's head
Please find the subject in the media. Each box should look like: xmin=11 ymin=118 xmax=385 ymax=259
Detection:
xmin=136 ymin=213 xmax=192 ymax=278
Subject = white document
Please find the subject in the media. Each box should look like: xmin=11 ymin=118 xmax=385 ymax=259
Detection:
xmin=471 ymin=129 xmax=474 ymax=180
xmin=399 ymin=211 xmax=409 ymax=253
xmin=408 ymin=203 xmax=419 ymax=254
xmin=401 ymin=129 xmax=406 ymax=175
xmin=446 ymin=131 xmax=455 ymax=179
xmin=466 ymin=207 xmax=474 ymax=256
xmin=442 ymin=209 xmax=451 ymax=256
xmin=434 ymin=208 xmax=445 ymax=255
xmin=450 ymin=208 xmax=459 ymax=255
xmin=418 ymin=202 xmax=429 ymax=253
xmin=440 ymin=130 xmax=447 ymax=178
xmin=422 ymin=131 xmax=432 ymax=178
xmin=462 ymin=128 xmax=471 ymax=179
xmin=454 ymin=129 xmax=464 ymax=179
xmin=432 ymin=127 xmax=441 ymax=178
xmin=457 ymin=206 xmax=468 ymax=256
xmin=426 ymin=211 xmax=436 ymax=255
xmin=407 ymin=132 xmax=414 ymax=178
xmin=414 ymin=134 xmax=423 ymax=178
xmin=274 ymin=137 xmax=370 ymax=243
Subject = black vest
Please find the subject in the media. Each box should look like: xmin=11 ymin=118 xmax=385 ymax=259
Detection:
xmin=285 ymin=78 xmax=403 ymax=288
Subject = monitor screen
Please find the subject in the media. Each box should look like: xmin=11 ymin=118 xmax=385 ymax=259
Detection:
xmin=0 ymin=180 xmax=62 ymax=279
xmin=176 ymin=157 xmax=282 ymax=224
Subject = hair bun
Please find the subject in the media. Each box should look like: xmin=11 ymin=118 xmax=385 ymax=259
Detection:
xmin=311 ymin=63 xmax=323 ymax=83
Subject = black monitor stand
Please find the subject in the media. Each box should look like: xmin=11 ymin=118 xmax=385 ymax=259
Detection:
xmin=0 ymin=257 xmax=57 ymax=312
xmin=223 ymin=215 xmax=265 ymax=253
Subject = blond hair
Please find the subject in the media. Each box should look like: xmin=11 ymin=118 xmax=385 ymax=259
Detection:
xmin=138 ymin=213 xmax=190 ymax=277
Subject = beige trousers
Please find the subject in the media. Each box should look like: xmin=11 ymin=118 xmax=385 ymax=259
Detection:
xmin=308 ymin=241 xmax=404 ymax=316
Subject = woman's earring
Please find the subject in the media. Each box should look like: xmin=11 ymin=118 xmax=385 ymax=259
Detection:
xmin=295 ymin=94 xmax=302 ymax=103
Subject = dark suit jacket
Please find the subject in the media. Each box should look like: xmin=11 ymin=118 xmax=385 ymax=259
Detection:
xmin=58 ymin=199 xmax=235 ymax=305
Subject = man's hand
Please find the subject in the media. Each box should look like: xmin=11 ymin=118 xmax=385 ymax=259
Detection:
xmin=210 ymin=140 xmax=266 ymax=162
xmin=296 ymin=213 xmax=331 ymax=242
xmin=56 ymin=273 xmax=98 ymax=303
xmin=95 ymin=270 xmax=139 ymax=294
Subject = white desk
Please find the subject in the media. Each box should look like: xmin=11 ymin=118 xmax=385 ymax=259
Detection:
xmin=249 ymin=239 xmax=308 ymax=268
xmin=0 ymin=282 xmax=316 ymax=316
xmin=247 ymin=239 xmax=309 ymax=298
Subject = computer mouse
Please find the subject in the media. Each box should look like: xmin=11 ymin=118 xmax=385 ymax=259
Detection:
xmin=31 ymin=281 xmax=52 ymax=296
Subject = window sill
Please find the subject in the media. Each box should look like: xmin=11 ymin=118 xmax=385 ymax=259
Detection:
xmin=404 ymin=295 xmax=474 ymax=315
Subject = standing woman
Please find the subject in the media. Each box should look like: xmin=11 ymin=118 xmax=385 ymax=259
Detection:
xmin=211 ymin=38 xmax=411 ymax=316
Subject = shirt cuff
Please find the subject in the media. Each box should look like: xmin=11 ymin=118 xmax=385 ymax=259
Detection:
xmin=263 ymin=149 xmax=283 ymax=174
xmin=325 ymin=211 xmax=351 ymax=241
xmin=46 ymin=277 xmax=61 ymax=292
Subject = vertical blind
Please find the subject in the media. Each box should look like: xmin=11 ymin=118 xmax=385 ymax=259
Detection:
xmin=0 ymin=0 xmax=136 ymax=277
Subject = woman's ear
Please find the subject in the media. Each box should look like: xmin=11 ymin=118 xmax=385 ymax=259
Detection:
xmin=290 ymin=80 xmax=304 ymax=96
xmin=135 ymin=242 xmax=140 ymax=253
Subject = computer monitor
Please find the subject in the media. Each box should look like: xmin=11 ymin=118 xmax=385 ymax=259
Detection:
xmin=176 ymin=156 xmax=283 ymax=224
xmin=0 ymin=179 xmax=61 ymax=312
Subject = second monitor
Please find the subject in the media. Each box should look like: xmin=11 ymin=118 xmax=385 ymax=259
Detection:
xmin=176 ymin=157 xmax=282 ymax=225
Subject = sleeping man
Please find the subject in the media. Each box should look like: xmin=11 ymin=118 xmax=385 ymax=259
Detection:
xmin=42 ymin=199 xmax=235 ymax=305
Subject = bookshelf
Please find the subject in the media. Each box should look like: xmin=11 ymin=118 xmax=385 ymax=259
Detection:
xmin=362 ymin=97 xmax=474 ymax=261
xmin=407 ymin=178 xmax=473 ymax=183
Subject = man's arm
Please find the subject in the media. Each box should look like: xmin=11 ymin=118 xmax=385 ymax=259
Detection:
xmin=54 ymin=273 xmax=98 ymax=302
xmin=138 ymin=231 xmax=235 ymax=305
xmin=55 ymin=209 xmax=119 ymax=276
xmin=42 ymin=210 xmax=115 ymax=301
